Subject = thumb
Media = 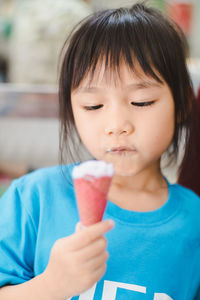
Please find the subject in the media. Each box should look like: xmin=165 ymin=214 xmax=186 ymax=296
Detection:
xmin=75 ymin=222 xmax=84 ymax=232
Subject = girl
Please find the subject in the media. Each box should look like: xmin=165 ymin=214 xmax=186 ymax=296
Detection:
xmin=0 ymin=3 xmax=200 ymax=300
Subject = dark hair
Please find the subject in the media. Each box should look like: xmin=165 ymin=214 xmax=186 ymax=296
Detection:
xmin=178 ymin=87 xmax=200 ymax=195
xmin=59 ymin=2 xmax=195 ymax=171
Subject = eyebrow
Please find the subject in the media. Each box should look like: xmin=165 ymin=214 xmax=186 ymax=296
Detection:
xmin=73 ymin=80 xmax=162 ymax=94
xmin=126 ymin=81 xmax=162 ymax=90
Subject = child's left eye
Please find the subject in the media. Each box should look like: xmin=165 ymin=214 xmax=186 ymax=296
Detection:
xmin=131 ymin=101 xmax=155 ymax=107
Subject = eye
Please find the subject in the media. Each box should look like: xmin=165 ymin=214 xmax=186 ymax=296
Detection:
xmin=131 ymin=100 xmax=155 ymax=107
xmin=83 ymin=105 xmax=103 ymax=111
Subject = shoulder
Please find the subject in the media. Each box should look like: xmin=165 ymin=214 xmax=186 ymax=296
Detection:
xmin=1 ymin=163 xmax=79 ymax=215
xmin=170 ymin=183 xmax=200 ymax=203
xmin=170 ymin=183 xmax=200 ymax=227
xmin=12 ymin=164 xmax=77 ymax=192
xmin=170 ymin=183 xmax=200 ymax=210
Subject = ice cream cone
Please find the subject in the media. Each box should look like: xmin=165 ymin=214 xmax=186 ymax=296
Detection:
xmin=72 ymin=160 xmax=114 ymax=226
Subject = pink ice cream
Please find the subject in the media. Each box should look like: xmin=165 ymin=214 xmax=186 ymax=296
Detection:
xmin=72 ymin=160 xmax=114 ymax=226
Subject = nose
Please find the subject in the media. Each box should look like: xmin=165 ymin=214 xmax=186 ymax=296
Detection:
xmin=105 ymin=118 xmax=134 ymax=136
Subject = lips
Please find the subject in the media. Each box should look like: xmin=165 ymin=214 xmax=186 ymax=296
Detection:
xmin=107 ymin=146 xmax=136 ymax=152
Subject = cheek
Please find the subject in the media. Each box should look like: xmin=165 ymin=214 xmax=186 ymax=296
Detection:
xmin=74 ymin=116 xmax=91 ymax=141
xmin=141 ymin=106 xmax=175 ymax=154
xmin=73 ymin=114 xmax=100 ymax=153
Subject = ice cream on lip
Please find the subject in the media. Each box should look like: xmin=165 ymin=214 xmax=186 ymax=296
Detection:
xmin=72 ymin=160 xmax=114 ymax=226
xmin=107 ymin=146 xmax=136 ymax=153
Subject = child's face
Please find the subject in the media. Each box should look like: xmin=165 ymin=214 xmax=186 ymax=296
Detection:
xmin=71 ymin=62 xmax=175 ymax=177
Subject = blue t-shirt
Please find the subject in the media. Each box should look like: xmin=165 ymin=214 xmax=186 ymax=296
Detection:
xmin=0 ymin=164 xmax=200 ymax=300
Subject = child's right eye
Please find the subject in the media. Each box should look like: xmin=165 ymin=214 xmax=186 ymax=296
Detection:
xmin=83 ymin=105 xmax=103 ymax=111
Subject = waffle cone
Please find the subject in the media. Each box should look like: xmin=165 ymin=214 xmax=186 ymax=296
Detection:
xmin=74 ymin=176 xmax=112 ymax=226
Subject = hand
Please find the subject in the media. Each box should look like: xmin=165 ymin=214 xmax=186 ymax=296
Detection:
xmin=41 ymin=220 xmax=114 ymax=299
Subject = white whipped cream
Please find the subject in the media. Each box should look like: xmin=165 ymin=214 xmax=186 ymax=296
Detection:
xmin=72 ymin=160 xmax=114 ymax=179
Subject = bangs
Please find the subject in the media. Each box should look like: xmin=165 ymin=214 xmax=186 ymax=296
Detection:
xmin=67 ymin=7 xmax=172 ymax=89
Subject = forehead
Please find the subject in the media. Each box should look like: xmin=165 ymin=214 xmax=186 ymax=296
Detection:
xmin=73 ymin=59 xmax=163 ymax=91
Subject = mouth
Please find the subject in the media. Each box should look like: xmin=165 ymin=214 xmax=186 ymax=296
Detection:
xmin=107 ymin=146 xmax=136 ymax=154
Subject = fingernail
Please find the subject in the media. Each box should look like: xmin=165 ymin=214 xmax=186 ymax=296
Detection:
xmin=107 ymin=220 xmax=115 ymax=227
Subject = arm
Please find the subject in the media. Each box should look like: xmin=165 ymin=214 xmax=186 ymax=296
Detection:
xmin=0 ymin=274 xmax=54 ymax=300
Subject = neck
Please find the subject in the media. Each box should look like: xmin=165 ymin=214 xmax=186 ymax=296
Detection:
xmin=108 ymin=163 xmax=168 ymax=212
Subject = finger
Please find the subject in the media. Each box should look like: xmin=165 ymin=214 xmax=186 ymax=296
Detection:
xmin=65 ymin=220 xmax=114 ymax=251
xmin=77 ymin=237 xmax=107 ymax=260
xmin=92 ymin=263 xmax=107 ymax=283
xmin=85 ymin=251 xmax=109 ymax=272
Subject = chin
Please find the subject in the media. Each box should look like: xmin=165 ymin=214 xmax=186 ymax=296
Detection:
xmin=112 ymin=162 xmax=138 ymax=177
xmin=98 ymin=154 xmax=141 ymax=176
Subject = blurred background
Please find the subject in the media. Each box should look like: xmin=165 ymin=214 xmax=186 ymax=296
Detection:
xmin=0 ymin=0 xmax=200 ymax=196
